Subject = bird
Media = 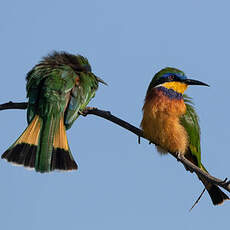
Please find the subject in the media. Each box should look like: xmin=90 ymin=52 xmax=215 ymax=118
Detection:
xmin=140 ymin=67 xmax=229 ymax=205
xmin=2 ymin=51 xmax=106 ymax=173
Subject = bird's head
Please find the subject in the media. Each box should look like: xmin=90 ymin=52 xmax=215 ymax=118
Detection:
xmin=71 ymin=55 xmax=107 ymax=85
xmin=147 ymin=67 xmax=209 ymax=95
xmin=41 ymin=51 xmax=107 ymax=85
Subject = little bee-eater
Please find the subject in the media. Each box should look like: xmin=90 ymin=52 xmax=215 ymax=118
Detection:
xmin=141 ymin=67 xmax=229 ymax=205
xmin=2 ymin=51 xmax=106 ymax=173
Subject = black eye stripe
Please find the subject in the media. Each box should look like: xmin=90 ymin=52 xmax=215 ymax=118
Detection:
xmin=150 ymin=74 xmax=184 ymax=88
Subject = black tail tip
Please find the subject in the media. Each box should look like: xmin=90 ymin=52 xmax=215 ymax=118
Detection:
xmin=208 ymin=185 xmax=229 ymax=205
xmin=51 ymin=147 xmax=78 ymax=171
xmin=2 ymin=144 xmax=78 ymax=173
xmin=2 ymin=143 xmax=37 ymax=168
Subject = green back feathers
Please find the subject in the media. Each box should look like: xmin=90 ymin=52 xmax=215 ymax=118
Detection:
xmin=26 ymin=51 xmax=99 ymax=126
xmin=180 ymin=94 xmax=201 ymax=167
xmin=26 ymin=65 xmax=77 ymax=123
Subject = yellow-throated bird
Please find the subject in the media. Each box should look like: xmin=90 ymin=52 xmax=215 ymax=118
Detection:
xmin=141 ymin=67 xmax=229 ymax=205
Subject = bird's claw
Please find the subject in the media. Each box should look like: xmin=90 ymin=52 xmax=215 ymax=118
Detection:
xmin=176 ymin=152 xmax=194 ymax=173
xmin=176 ymin=152 xmax=183 ymax=161
xmin=78 ymin=110 xmax=87 ymax=116
xmin=79 ymin=107 xmax=97 ymax=116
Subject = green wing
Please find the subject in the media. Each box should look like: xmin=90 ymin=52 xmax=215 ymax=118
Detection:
xmin=26 ymin=65 xmax=77 ymax=124
xmin=64 ymin=72 xmax=99 ymax=130
xmin=180 ymin=94 xmax=202 ymax=168
xmin=27 ymin=64 xmax=99 ymax=130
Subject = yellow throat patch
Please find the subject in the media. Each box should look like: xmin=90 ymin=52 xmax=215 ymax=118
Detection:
xmin=162 ymin=82 xmax=188 ymax=94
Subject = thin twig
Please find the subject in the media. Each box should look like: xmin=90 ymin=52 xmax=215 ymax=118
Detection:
xmin=1 ymin=101 xmax=230 ymax=194
xmin=189 ymin=188 xmax=206 ymax=212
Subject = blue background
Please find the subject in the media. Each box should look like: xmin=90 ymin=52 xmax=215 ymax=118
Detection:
xmin=0 ymin=0 xmax=229 ymax=229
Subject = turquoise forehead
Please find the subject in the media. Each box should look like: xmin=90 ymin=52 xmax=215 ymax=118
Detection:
xmin=161 ymin=72 xmax=187 ymax=80
xmin=153 ymin=67 xmax=187 ymax=80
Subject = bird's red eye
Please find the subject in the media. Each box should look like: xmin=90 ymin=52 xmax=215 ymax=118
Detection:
xmin=169 ymin=75 xmax=174 ymax=80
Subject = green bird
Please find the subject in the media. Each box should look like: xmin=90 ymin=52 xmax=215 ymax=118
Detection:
xmin=2 ymin=51 xmax=106 ymax=173
xmin=141 ymin=67 xmax=229 ymax=205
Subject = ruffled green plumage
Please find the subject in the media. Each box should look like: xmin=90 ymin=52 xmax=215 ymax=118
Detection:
xmin=2 ymin=51 xmax=103 ymax=173
xmin=26 ymin=52 xmax=100 ymax=172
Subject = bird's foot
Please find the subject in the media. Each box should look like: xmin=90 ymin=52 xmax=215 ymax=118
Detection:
xmin=176 ymin=152 xmax=193 ymax=172
xmin=79 ymin=107 xmax=97 ymax=116
xmin=78 ymin=110 xmax=87 ymax=116
xmin=176 ymin=152 xmax=183 ymax=161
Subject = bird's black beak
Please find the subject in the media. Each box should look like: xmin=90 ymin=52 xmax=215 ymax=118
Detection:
xmin=183 ymin=79 xmax=209 ymax=87
xmin=94 ymin=75 xmax=108 ymax=86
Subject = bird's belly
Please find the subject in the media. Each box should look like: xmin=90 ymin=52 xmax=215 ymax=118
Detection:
xmin=141 ymin=97 xmax=188 ymax=154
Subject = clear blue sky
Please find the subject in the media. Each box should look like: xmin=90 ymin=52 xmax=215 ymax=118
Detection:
xmin=0 ymin=0 xmax=229 ymax=229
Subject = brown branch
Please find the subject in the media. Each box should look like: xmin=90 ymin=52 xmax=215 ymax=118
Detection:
xmin=0 ymin=101 xmax=28 ymax=111
xmin=1 ymin=101 xmax=230 ymax=193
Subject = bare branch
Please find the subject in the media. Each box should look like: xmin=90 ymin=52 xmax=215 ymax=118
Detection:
xmin=0 ymin=101 xmax=27 ymax=111
xmin=1 ymin=101 xmax=230 ymax=193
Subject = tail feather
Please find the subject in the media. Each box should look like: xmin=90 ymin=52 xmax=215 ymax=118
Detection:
xmin=2 ymin=115 xmax=41 ymax=167
xmin=23 ymin=144 xmax=37 ymax=167
xmin=2 ymin=115 xmax=78 ymax=172
xmin=198 ymin=174 xmax=229 ymax=205
xmin=207 ymin=184 xmax=229 ymax=205
xmin=51 ymin=118 xmax=78 ymax=170
xmin=51 ymin=148 xmax=78 ymax=171
xmin=3 ymin=144 xmax=36 ymax=167
xmin=35 ymin=115 xmax=57 ymax=172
